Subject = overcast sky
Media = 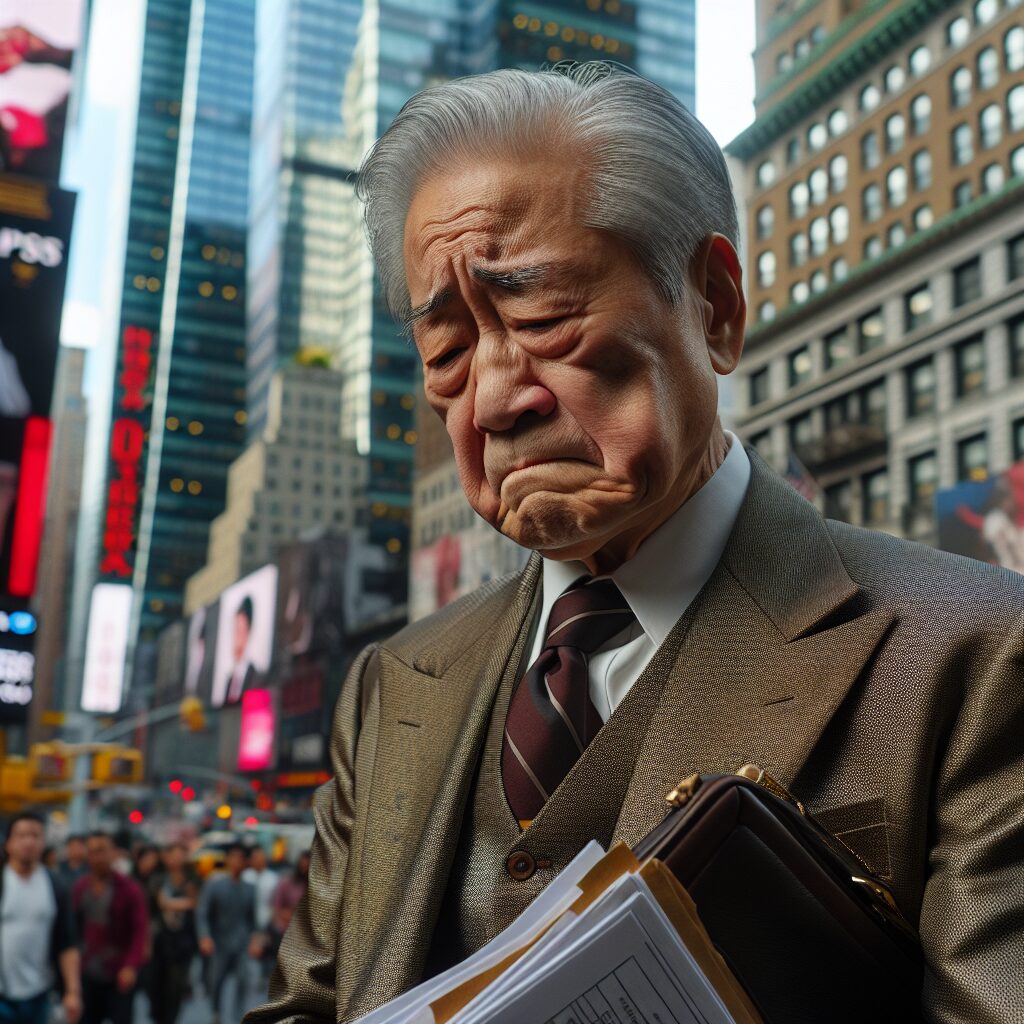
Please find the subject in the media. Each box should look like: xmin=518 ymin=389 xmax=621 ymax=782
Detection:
xmin=695 ymin=0 xmax=757 ymax=146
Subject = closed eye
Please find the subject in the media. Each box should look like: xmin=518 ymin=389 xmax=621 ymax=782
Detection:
xmin=521 ymin=316 xmax=566 ymax=332
xmin=429 ymin=347 xmax=466 ymax=369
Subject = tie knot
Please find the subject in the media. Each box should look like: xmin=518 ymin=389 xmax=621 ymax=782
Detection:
xmin=543 ymin=577 xmax=636 ymax=654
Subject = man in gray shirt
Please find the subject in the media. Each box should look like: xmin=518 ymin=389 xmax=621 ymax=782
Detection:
xmin=196 ymin=844 xmax=259 ymax=1024
xmin=0 ymin=813 xmax=81 ymax=1024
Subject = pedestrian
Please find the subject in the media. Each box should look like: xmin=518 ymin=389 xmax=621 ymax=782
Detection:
xmin=196 ymin=843 xmax=259 ymax=1024
xmin=0 ymin=812 xmax=82 ymax=1024
xmin=131 ymin=845 xmax=160 ymax=1012
xmin=147 ymin=843 xmax=197 ymax=1024
xmin=72 ymin=832 xmax=149 ymax=1024
xmin=240 ymin=846 xmax=276 ymax=979
xmin=57 ymin=836 xmax=88 ymax=888
xmin=269 ymin=851 xmax=308 ymax=945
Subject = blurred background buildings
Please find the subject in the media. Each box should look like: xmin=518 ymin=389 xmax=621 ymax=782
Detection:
xmin=3 ymin=0 xmax=1023 ymax=823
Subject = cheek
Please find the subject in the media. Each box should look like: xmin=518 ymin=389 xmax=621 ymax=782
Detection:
xmin=443 ymin=401 xmax=500 ymax=516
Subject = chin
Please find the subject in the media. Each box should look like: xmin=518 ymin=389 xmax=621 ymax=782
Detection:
xmin=499 ymin=492 xmax=625 ymax=555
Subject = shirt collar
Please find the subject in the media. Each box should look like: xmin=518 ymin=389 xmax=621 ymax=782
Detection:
xmin=539 ymin=433 xmax=751 ymax=647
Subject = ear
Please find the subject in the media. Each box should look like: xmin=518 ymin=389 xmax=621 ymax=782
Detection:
xmin=691 ymin=233 xmax=746 ymax=376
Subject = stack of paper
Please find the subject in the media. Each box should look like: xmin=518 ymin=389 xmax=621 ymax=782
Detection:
xmin=354 ymin=843 xmax=762 ymax=1024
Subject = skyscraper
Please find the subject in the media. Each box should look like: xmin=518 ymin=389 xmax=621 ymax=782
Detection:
xmin=728 ymin=0 xmax=1024 ymax=546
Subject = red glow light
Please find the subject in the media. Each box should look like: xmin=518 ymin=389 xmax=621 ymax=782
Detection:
xmin=8 ymin=417 xmax=52 ymax=596
xmin=181 ymin=786 xmax=196 ymax=801
xmin=244 ymin=816 xmax=258 ymax=826
xmin=168 ymin=779 xmax=183 ymax=794
xmin=128 ymin=810 xmax=144 ymax=825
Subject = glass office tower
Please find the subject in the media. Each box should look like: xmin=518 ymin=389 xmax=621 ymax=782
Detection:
xmin=96 ymin=0 xmax=255 ymax=646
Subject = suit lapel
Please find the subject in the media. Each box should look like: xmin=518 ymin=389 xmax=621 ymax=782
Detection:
xmin=344 ymin=557 xmax=541 ymax=1012
xmin=615 ymin=453 xmax=895 ymax=847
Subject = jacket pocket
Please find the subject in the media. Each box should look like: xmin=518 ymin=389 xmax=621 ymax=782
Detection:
xmin=813 ymin=796 xmax=892 ymax=880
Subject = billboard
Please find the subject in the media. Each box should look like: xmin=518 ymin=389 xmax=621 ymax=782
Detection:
xmin=211 ymin=564 xmax=277 ymax=708
xmin=276 ymin=536 xmax=347 ymax=657
xmin=183 ymin=601 xmax=219 ymax=702
xmin=0 ymin=0 xmax=85 ymax=182
xmin=81 ymin=582 xmax=132 ymax=713
xmin=237 ymin=688 xmax=275 ymax=772
xmin=0 ymin=604 xmax=35 ymax=721
xmin=936 ymin=462 xmax=1024 ymax=574
xmin=0 ymin=177 xmax=75 ymax=601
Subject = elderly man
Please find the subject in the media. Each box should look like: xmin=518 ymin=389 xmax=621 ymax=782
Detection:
xmin=249 ymin=65 xmax=1023 ymax=1024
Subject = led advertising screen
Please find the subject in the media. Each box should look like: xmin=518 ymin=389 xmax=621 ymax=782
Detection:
xmin=237 ymin=688 xmax=275 ymax=772
xmin=275 ymin=536 xmax=347 ymax=657
xmin=0 ymin=0 xmax=85 ymax=181
xmin=183 ymin=601 xmax=219 ymax=701
xmin=211 ymin=564 xmax=277 ymax=708
xmin=935 ymin=461 xmax=1024 ymax=574
xmin=0 ymin=176 xmax=75 ymax=602
xmin=0 ymin=604 xmax=35 ymax=722
xmin=81 ymin=582 xmax=132 ymax=713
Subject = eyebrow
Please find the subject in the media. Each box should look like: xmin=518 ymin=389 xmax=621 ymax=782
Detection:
xmin=404 ymin=287 xmax=454 ymax=332
xmin=470 ymin=263 xmax=552 ymax=292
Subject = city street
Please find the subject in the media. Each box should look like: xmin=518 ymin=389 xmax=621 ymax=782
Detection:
xmin=131 ymin=963 xmax=266 ymax=1024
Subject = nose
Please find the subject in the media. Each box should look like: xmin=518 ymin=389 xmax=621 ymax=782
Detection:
xmin=472 ymin=333 xmax=556 ymax=434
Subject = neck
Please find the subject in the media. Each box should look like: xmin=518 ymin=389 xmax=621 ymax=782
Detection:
xmin=92 ymin=869 xmax=110 ymax=883
xmin=8 ymin=858 xmax=37 ymax=879
xmin=567 ymin=423 xmax=730 ymax=576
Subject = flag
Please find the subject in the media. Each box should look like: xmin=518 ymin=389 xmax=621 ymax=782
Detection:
xmin=784 ymin=451 xmax=821 ymax=503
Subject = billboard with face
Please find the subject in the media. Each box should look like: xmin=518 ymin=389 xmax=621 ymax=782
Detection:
xmin=211 ymin=564 xmax=277 ymax=708
xmin=0 ymin=0 xmax=85 ymax=181
xmin=935 ymin=461 xmax=1024 ymax=574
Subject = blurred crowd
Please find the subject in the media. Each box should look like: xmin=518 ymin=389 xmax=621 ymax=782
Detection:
xmin=1 ymin=813 xmax=310 ymax=1024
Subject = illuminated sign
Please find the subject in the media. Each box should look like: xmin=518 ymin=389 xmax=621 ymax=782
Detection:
xmin=81 ymin=582 xmax=132 ymax=713
xmin=238 ymin=689 xmax=275 ymax=772
xmin=99 ymin=325 xmax=152 ymax=578
xmin=0 ymin=605 xmax=36 ymax=722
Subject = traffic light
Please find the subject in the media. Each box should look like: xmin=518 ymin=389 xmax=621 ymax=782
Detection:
xmin=30 ymin=742 xmax=71 ymax=783
xmin=92 ymin=746 xmax=143 ymax=785
xmin=179 ymin=696 xmax=206 ymax=732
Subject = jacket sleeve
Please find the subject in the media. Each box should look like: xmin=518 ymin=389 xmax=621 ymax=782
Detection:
xmin=919 ymin=610 xmax=1024 ymax=1023
xmin=123 ymin=877 xmax=151 ymax=972
xmin=243 ymin=643 xmax=379 ymax=1024
xmin=195 ymin=877 xmax=214 ymax=942
xmin=48 ymin=871 xmax=77 ymax=954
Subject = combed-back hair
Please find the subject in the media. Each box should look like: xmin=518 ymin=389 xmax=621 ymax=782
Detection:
xmin=357 ymin=62 xmax=739 ymax=323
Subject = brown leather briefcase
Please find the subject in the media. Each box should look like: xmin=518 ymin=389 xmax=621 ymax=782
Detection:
xmin=633 ymin=766 xmax=924 ymax=1023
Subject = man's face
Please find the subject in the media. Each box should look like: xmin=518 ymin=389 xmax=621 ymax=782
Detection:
xmin=226 ymin=848 xmax=247 ymax=875
xmin=250 ymin=847 xmax=267 ymax=871
xmin=66 ymin=836 xmax=86 ymax=865
xmin=86 ymin=835 xmax=113 ymax=875
xmin=404 ymin=152 xmax=722 ymax=563
xmin=5 ymin=819 xmax=45 ymax=865
xmin=233 ymin=611 xmax=250 ymax=662
xmin=163 ymin=844 xmax=186 ymax=872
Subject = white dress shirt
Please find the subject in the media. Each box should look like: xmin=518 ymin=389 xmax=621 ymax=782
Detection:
xmin=526 ymin=433 xmax=751 ymax=721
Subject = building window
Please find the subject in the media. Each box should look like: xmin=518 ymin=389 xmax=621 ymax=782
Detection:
xmin=859 ymin=82 xmax=881 ymax=111
xmin=862 ymin=468 xmax=889 ymax=526
xmin=829 ymin=153 xmax=848 ymax=192
xmin=810 ymin=216 xmax=829 ymax=255
xmin=829 ymin=204 xmax=850 ymax=244
xmin=1007 ymin=26 xmax=1024 ymax=72
xmin=982 ymin=162 xmax=1005 ymax=193
xmin=757 ymin=204 xmax=774 ymax=240
xmin=904 ymin=284 xmax=933 ymax=331
xmin=947 ymin=16 xmax=970 ymax=48
xmin=825 ymin=326 xmax=853 ymax=369
xmin=955 ymin=335 xmax=986 ymax=397
xmin=911 ymin=148 xmax=932 ymax=190
xmin=824 ymin=481 xmax=853 ymax=522
xmin=863 ymin=183 xmax=882 ymax=221
xmin=790 ymin=181 xmax=809 ymax=217
xmin=749 ymin=367 xmax=770 ymax=406
xmin=749 ymin=430 xmax=774 ymax=462
xmin=788 ymin=346 xmax=813 ymax=387
xmin=809 ymin=168 xmax=829 ymax=206
xmin=977 ymin=46 xmax=998 ymax=90
xmin=910 ymin=94 xmax=931 ymax=136
xmin=790 ymin=232 xmax=809 ymax=267
xmin=858 ymin=308 xmax=885 ymax=350
xmin=950 ymin=66 xmax=972 ymax=108
xmin=861 ymin=130 xmax=880 ymax=169
xmin=788 ymin=411 xmax=815 ymax=448
xmin=953 ymin=257 xmax=983 ymax=306
xmin=786 ymin=137 xmax=800 ymax=165
xmin=757 ymin=160 xmax=776 ymax=188
xmin=827 ymin=108 xmax=849 ymax=137
xmin=908 ymin=451 xmax=938 ymax=512
xmin=884 ymin=64 xmax=905 ymax=93
xmin=909 ymin=45 xmax=931 ymax=77
xmin=1015 ymin=418 xmax=1024 ymax=461
xmin=831 ymin=256 xmax=849 ymax=281
xmin=810 ymin=269 xmax=828 ymax=293
xmin=913 ymin=205 xmax=934 ymax=232
xmin=885 ymin=113 xmax=906 ymax=153
xmin=808 ymin=122 xmax=828 ymax=151
xmin=1010 ymin=235 xmax=1024 ymax=281
xmin=954 ymin=180 xmax=974 ymax=207
xmin=975 ymin=0 xmax=998 ymax=26
xmin=952 ymin=123 xmax=973 ymax=166
xmin=1008 ymin=84 xmax=1024 ymax=132
xmin=957 ymin=433 xmax=989 ymax=481
xmin=757 ymin=251 xmax=776 ymax=287
xmin=1009 ymin=315 xmax=1024 ymax=375
xmin=886 ymin=165 xmax=908 ymax=207
xmin=980 ymin=103 xmax=1002 ymax=148
xmin=1013 ymin=145 xmax=1024 ymax=179
xmin=825 ymin=392 xmax=856 ymax=431
xmin=864 ymin=235 xmax=883 ymax=259
xmin=777 ymin=51 xmax=793 ymax=74
xmin=758 ymin=300 xmax=777 ymax=323
xmin=862 ymin=379 xmax=887 ymax=428
xmin=906 ymin=357 xmax=937 ymax=417
xmin=791 ymin=280 xmax=810 ymax=303
xmin=888 ymin=222 xmax=907 ymax=248
xmin=795 ymin=36 xmax=811 ymax=59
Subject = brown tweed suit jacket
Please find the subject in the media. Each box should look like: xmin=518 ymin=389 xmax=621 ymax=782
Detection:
xmin=247 ymin=453 xmax=1024 ymax=1024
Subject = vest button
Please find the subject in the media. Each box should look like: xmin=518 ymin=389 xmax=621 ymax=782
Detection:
xmin=506 ymin=851 xmax=536 ymax=880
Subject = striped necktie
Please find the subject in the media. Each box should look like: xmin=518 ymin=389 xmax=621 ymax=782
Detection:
xmin=501 ymin=576 xmax=637 ymax=828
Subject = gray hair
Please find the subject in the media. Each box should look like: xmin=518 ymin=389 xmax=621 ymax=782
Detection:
xmin=356 ymin=62 xmax=738 ymax=323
